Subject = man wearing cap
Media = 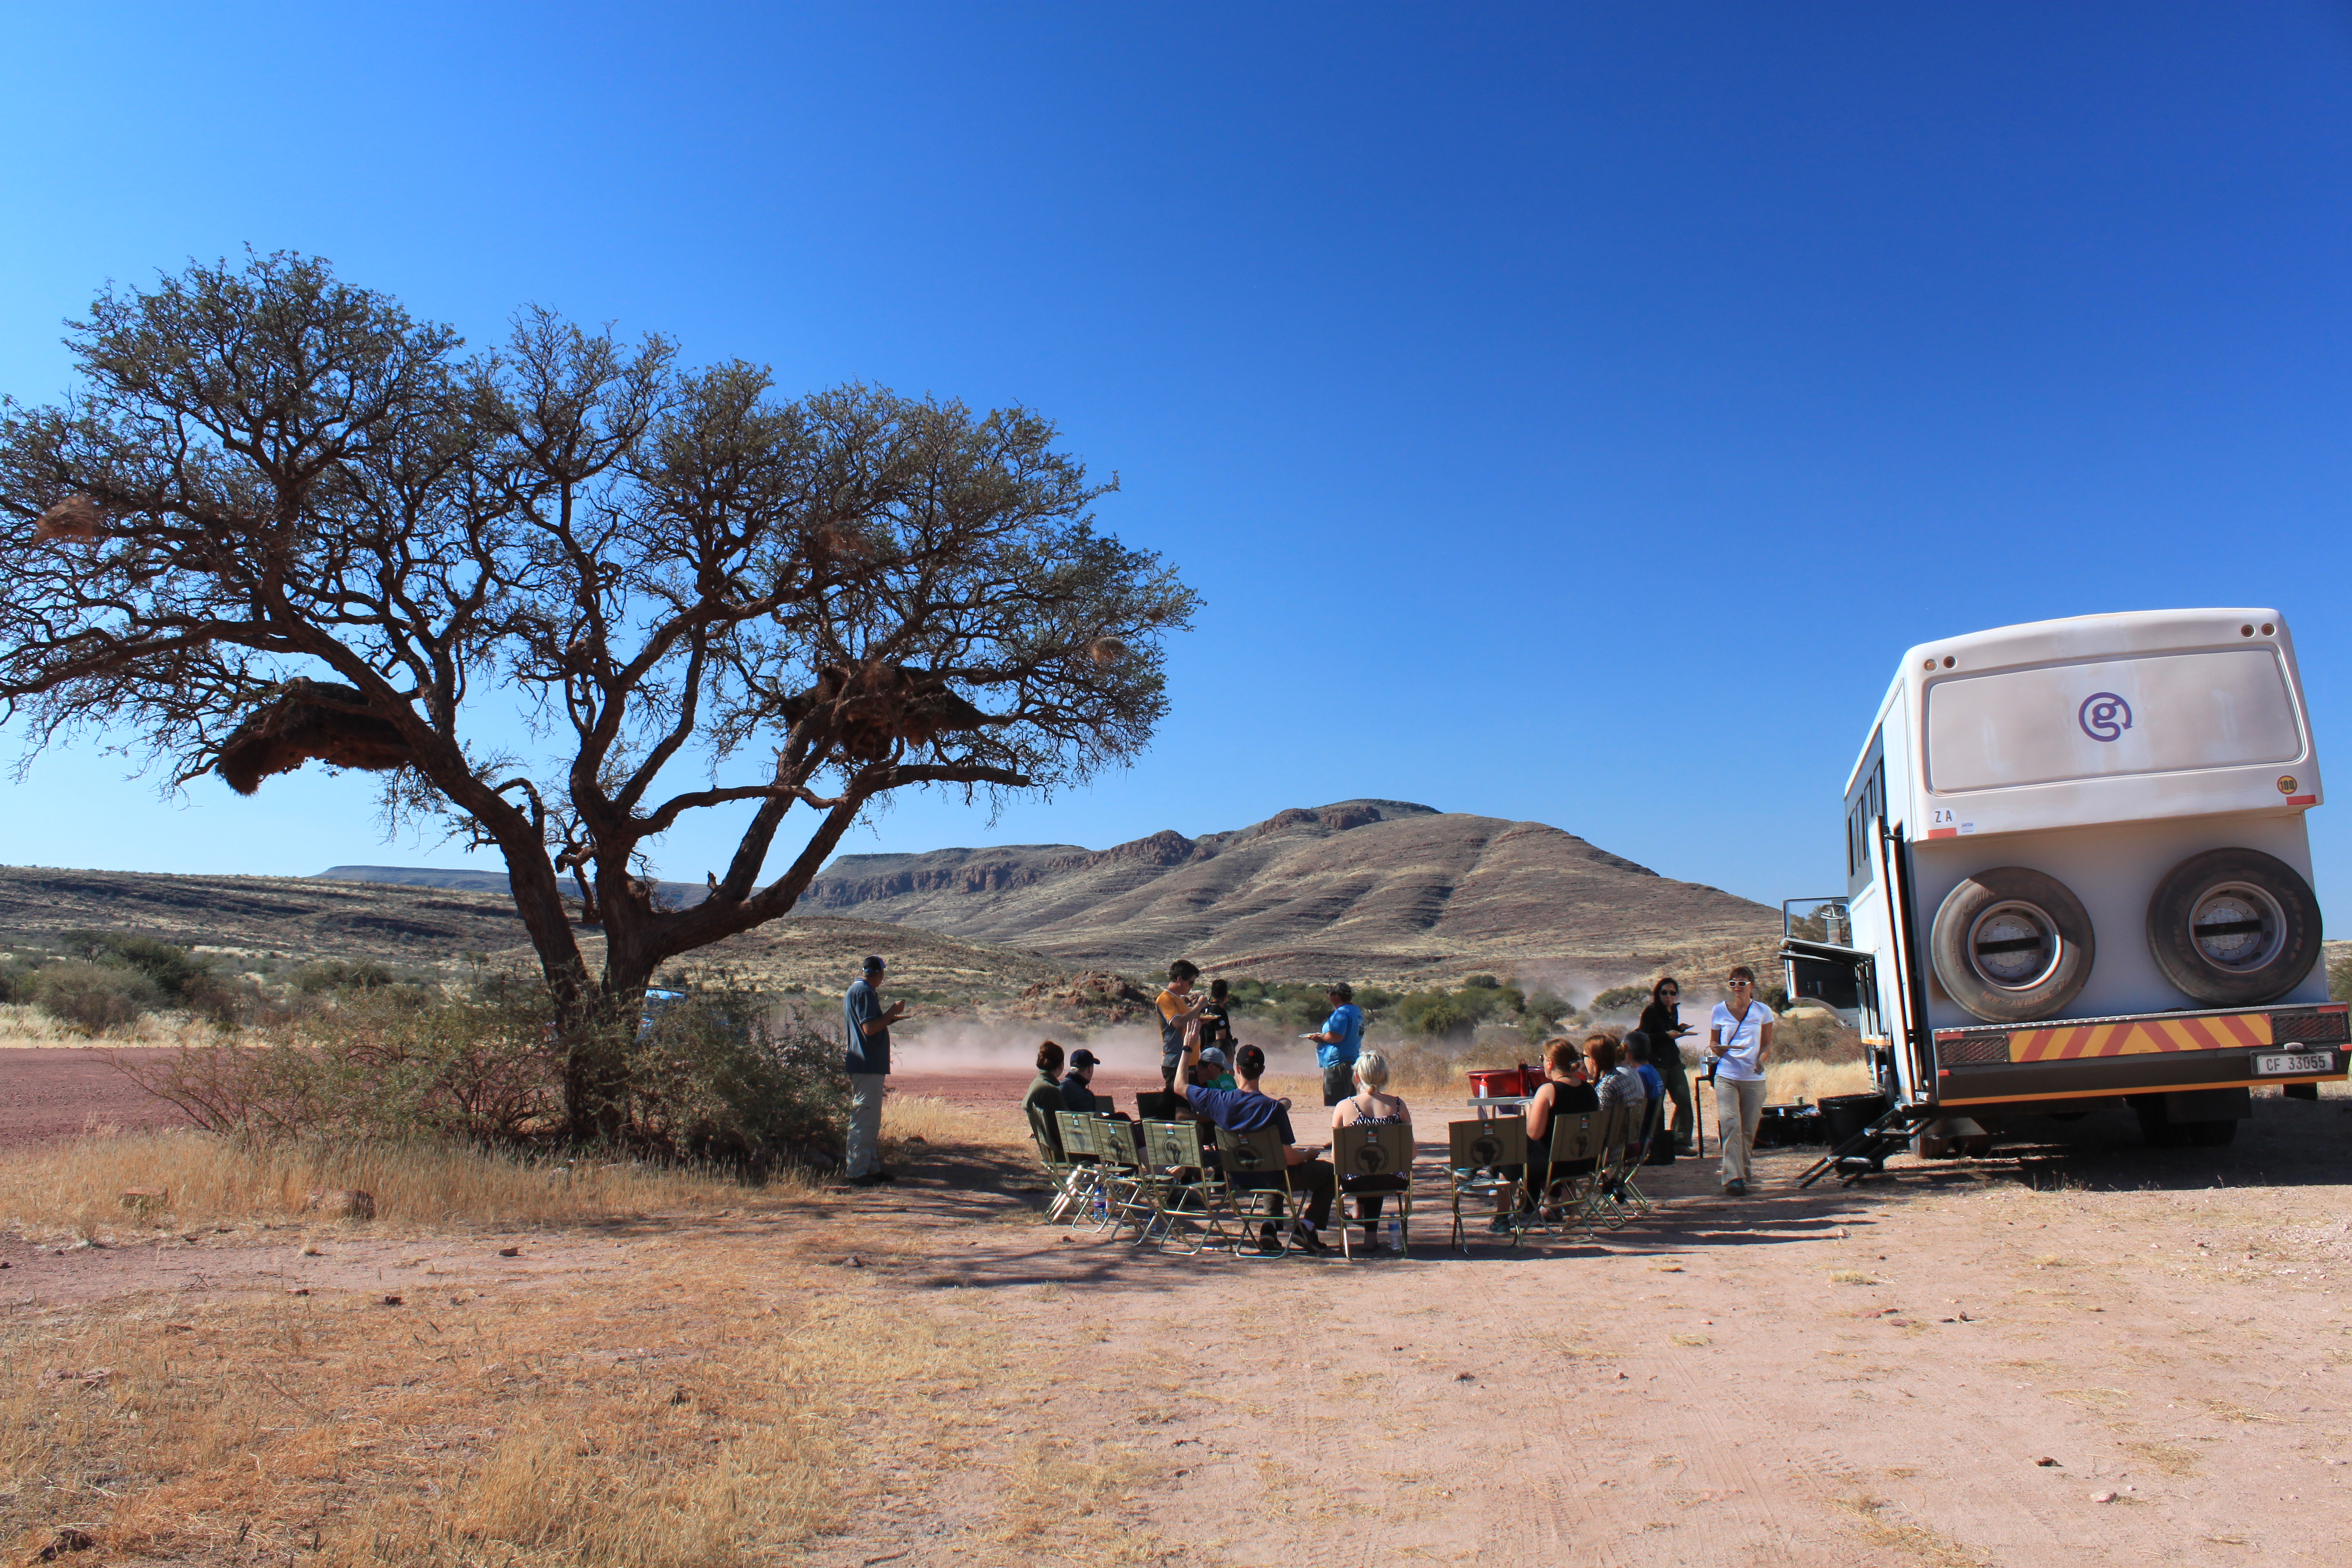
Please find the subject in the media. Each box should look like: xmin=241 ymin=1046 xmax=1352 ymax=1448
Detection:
xmin=1059 ymin=1047 xmax=1105 ymax=1113
xmin=842 ymin=956 xmax=906 ymax=1187
xmin=1171 ymin=1029 xmax=1334 ymax=1254
xmin=1196 ymin=1047 xmax=1236 ymax=1092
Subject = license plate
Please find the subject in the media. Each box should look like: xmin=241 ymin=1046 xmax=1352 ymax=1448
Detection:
xmin=2253 ymin=1050 xmax=2335 ymax=1076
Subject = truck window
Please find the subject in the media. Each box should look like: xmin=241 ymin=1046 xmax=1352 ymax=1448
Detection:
xmin=1845 ymin=728 xmax=1886 ymax=896
xmin=1924 ymin=647 xmax=2302 ymax=794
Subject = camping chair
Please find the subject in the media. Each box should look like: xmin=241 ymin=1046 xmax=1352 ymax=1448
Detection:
xmin=1331 ymin=1121 xmax=1415 ymax=1259
xmin=1446 ymin=1116 xmax=1527 ymax=1252
xmin=1613 ymin=1094 xmax=1666 ymax=1218
xmin=1138 ymin=1120 xmax=1235 ymax=1255
xmin=1214 ymin=1124 xmax=1300 ymax=1257
xmin=1086 ymin=1115 xmax=1154 ymax=1239
xmin=1521 ymin=1109 xmax=1605 ymax=1240
xmin=1136 ymin=1090 xmax=1186 ymax=1121
xmin=1579 ymin=1102 xmax=1641 ymax=1232
xmin=1028 ymin=1103 xmax=1088 ymax=1224
xmin=1052 ymin=1111 xmax=1110 ymax=1229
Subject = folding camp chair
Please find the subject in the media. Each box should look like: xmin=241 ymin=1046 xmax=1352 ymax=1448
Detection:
xmin=1447 ymin=1116 xmax=1527 ymax=1251
xmin=1028 ymin=1103 xmax=1089 ymax=1223
xmin=1087 ymin=1115 xmax=1154 ymax=1239
xmin=1136 ymin=1090 xmax=1187 ymax=1121
xmin=1331 ymin=1121 xmax=1415 ymax=1259
xmin=1138 ymin=1120 xmax=1236 ymax=1255
xmin=1613 ymin=1094 xmax=1665 ymax=1218
xmin=1214 ymin=1123 xmax=1300 ymax=1257
xmin=1521 ymin=1108 xmax=1605 ymax=1240
xmin=1580 ymin=1102 xmax=1640 ymax=1232
xmin=1052 ymin=1110 xmax=1110 ymax=1229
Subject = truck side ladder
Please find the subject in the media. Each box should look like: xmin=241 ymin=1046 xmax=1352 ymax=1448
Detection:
xmin=1795 ymin=1101 xmax=1940 ymax=1189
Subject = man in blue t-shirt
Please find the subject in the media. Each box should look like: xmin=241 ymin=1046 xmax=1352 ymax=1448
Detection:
xmin=842 ymin=955 xmax=906 ymax=1187
xmin=1307 ymin=982 xmax=1365 ymax=1107
xmin=1173 ymin=1033 xmax=1334 ymax=1254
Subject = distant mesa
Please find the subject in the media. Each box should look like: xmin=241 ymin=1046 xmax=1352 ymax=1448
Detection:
xmin=797 ymin=799 xmax=1774 ymax=981
xmin=307 ymin=797 xmax=1774 ymax=983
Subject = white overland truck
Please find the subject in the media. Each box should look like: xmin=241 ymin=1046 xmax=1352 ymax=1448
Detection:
xmin=1783 ymin=608 xmax=2346 ymax=1177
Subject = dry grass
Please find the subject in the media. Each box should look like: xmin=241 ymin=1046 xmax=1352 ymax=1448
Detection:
xmin=0 ymin=1127 xmax=787 ymax=1235
xmin=882 ymin=1092 xmax=1025 ymax=1154
xmin=1828 ymin=1493 xmax=1986 ymax=1567
xmin=0 ymin=1003 xmax=222 ymax=1049
xmin=1766 ymin=1058 xmax=1875 ymax=1104
xmin=0 ymin=1229 xmax=958 ymax=1565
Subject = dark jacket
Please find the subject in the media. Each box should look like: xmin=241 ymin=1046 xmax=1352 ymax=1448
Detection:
xmin=1060 ymin=1074 xmax=1098 ymax=1113
xmin=1637 ymin=1001 xmax=1684 ymax=1068
xmin=844 ymin=978 xmax=890 ymax=1075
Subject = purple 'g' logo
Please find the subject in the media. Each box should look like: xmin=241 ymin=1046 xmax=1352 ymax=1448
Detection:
xmin=2079 ymin=692 xmax=2132 ymax=743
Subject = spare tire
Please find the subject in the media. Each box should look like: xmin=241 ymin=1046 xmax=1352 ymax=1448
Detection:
xmin=2146 ymin=846 xmax=2322 ymax=1007
xmin=1929 ymin=867 xmax=2097 ymax=1024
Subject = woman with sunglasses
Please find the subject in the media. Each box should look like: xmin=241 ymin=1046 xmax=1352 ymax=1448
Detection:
xmin=1636 ymin=977 xmax=1695 ymax=1160
xmin=1707 ymin=966 xmax=1775 ymax=1197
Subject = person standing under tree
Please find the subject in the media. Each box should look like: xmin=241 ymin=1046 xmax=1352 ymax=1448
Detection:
xmin=1707 ymin=966 xmax=1775 ymax=1197
xmin=843 ymin=955 xmax=906 ymax=1187
xmin=1307 ymin=982 xmax=1365 ymax=1107
xmin=1637 ymin=977 xmax=1697 ymax=1156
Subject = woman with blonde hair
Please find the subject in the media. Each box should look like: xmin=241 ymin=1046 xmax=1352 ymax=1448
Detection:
xmin=1708 ymin=966 xmax=1775 ymax=1197
xmin=1330 ymin=1048 xmax=1412 ymax=1255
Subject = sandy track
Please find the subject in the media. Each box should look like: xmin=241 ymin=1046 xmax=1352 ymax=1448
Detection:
xmin=0 ymin=1047 xmax=190 ymax=1142
xmin=802 ymin=1088 xmax=2352 ymax=1566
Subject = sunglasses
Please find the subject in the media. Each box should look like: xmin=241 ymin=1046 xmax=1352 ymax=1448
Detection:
xmin=1728 ymin=980 xmax=1752 ymax=988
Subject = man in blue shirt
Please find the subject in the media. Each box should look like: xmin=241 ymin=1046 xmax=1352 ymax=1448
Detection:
xmin=1173 ymin=1031 xmax=1334 ymax=1254
xmin=1307 ymin=982 xmax=1365 ymax=1107
xmin=842 ymin=955 xmax=905 ymax=1187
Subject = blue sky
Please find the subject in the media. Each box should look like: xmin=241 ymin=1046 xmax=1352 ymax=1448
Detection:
xmin=4 ymin=2 xmax=2352 ymax=922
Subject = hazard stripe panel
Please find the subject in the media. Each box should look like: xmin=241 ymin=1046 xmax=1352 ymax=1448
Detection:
xmin=2007 ymin=1012 xmax=2273 ymax=1063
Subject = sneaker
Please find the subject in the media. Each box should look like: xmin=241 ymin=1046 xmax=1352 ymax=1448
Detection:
xmin=1487 ymin=1214 xmax=1518 ymax=1235
xmin=1722 ymin=1178 xmax=1747 ymax=1197
xmin=1256 ymin=1226 xmax=1284 ymax=1256
xmin=1291 ymin=1225 xmax=1330 ymax=1255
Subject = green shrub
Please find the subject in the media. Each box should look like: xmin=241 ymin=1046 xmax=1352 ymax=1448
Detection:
xmin=33 ymin=960 xmax=166 ymax=1033
xmin=294 ymin=958 xmax=399 ymax=995
xmin=1590 ymin=983 xmax=1651 ymax=1014
xmin=58 ymin=930 xmax=211 ymax=1002
xmin=126 ymin=973 xmax=846 ymax=1172
xmin=2331 ymin=949 xmax=2352 ymax=1003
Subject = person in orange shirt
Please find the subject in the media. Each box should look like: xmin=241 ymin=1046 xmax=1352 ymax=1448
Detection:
xmin=1156 ymin=959 xmax=1206 ymax=1091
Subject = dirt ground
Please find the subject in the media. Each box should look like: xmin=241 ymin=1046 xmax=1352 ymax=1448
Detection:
xmin=2 ymin=1065 xmax=2348 ymax=1565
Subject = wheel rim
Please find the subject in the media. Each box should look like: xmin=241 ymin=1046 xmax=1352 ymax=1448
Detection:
xmin=2188 ymin=881 xmax=2287 ymax=972
xmin=1965 ymin=900 xmax=2062 ymax=990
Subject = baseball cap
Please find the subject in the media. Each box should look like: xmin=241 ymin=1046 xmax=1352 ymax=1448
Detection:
xmin=1200 ymin=1047 xmax=1229 ymax=1067
xmin=862 ymin=955 xmax=886 ymax=973
xmin=1068 ymin=1048 xmax=1100 ymax=1069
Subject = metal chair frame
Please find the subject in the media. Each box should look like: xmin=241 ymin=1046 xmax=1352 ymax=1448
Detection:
xmin=1331 ymin=1120 xmax=1415 ymax=1260
xmin=1052 ymin=1111 xmax=1112 ymax=1229
xmin=1138 ymin=1120 xmax=1239 ymax=1255
xmin=1214 ymin=1123 xmax=1299 ymax=1258
xmin=1446 ymin=1116 xmax=1528 ymax=1251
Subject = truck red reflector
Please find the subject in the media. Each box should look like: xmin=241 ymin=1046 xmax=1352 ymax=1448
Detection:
xmin=1927 ymin=827 xmax=1958 ymax=839
xmin=2287 ymin=794 xmax=2317 ymax=806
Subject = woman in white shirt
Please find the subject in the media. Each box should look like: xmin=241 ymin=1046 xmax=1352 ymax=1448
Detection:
xmin=1707 ymin=966 xmax=1776 ymax=1197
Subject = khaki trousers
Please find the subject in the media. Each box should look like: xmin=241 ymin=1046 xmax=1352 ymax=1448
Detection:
xmin=845 ymin=1073 xmax=887 ymax=1178
xmin=1715 ymin=1076 xmax=1768 ymax=1186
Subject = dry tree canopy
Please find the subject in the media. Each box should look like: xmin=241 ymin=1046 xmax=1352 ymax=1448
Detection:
xmin=0 ymin=251 xmax=1199 ymax=1048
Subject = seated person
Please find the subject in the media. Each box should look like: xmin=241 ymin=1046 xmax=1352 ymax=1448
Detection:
xmin=1172 ymin=1031 xmax=1335 ymax=1255
xmin=1623 ymin=1031 xmax=1668 ymax=1161
xmin=1197 ymin=1046 xmax=1237 ymax=1092
xmin=1591 ymin=1033 xmax=1649 ymax=1144
xmin=1060 ymin=1047 xmax=1106 ymax=1113
xmin=1025 ymin=1040 xmax=1071 ymax=1154
xmin=1493 ymin=1037 xmax=1598 ymax=1231
xmin=1329 ymin=1048 xmax=1412 ymax=1255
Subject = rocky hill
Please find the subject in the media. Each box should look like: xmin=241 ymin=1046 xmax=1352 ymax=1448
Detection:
xmin=799 ymin=800 xmax=1778 ymax=984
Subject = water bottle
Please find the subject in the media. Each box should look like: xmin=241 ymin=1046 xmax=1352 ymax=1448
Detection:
xmin=1379 ymin=1218 xmax=1402 ymax=1252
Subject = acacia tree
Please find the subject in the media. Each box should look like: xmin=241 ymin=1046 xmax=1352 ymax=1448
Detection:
xmin=0 ymin=252 xmax=1196 ymax=1132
